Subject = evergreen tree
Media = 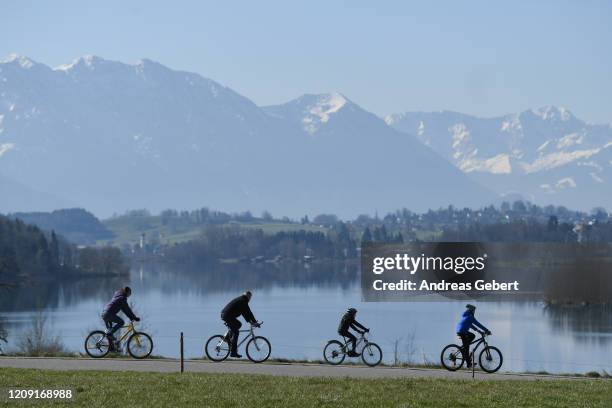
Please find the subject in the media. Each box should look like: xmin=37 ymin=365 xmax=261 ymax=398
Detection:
xmin=362 ymin=227 xmax=372 ymax=242
xmin=49 ymin=231 xmax=60 ymax=272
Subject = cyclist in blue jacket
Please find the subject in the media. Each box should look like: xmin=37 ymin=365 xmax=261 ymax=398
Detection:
xmin=456 ymin=304 xmax=491 ymax=367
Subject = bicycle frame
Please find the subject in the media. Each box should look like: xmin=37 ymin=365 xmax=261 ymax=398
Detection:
xmin=460 ymin=331 xmax=489 ymax=358
xmin=340 ymin=333 xmax=369 ymax=353
xmin=223 ymin=323 xmax=259 ymax=349
xmin=115 ymin=322 xmax=136 ymax=343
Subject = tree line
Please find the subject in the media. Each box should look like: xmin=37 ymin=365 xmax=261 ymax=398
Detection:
xmin=145 ymin=201 xmax=612 ymax=263
xmin=161 ymin=225 xmax=357 ymax=264
xmin=0 ymin=215 xmax=128 ymax=283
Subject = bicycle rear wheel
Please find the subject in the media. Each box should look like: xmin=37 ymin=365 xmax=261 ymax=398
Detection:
xmin=205 ymin=335 xmax=230 ymax=362
xmin=361 ymin=342 xmax=383 ymax=367
xmin=84 ymin=330 xmax=111 ymax=358
xmin=323 ymin=340 xmax=346 ymax=365
xmin=440 ymin=344 xmax=465 ymax=371
xmin=127 ymin=332 xmax=153 ymax=359
xmin=246 ymin=336 xmax=271 ymax=363
xmin=479 ymin=346 xmax=503 ymax=373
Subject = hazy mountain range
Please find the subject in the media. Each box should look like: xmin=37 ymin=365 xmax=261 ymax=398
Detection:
xmin=386 ymin=108 xmax=611 ymax=211
xmin=0 ymin=54 xmax=609 ymax=217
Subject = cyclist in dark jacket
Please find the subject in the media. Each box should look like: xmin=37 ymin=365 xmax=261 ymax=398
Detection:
xmin=102 ymin=287 xmax=139 ymax=341
xmin=221 ymin=291 xmax=258 ymax=358
xmin=338 ymin=308 xmax=369 ymax=357
xmin=456 ymin=304 xmax=491 ymax=367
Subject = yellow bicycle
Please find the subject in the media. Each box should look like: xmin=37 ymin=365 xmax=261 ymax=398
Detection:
xmin=84 ymin=321 xmax=153 ymax=359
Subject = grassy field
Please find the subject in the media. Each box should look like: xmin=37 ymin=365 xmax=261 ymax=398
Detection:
xmin=2 ymin=368 xmax=611 ymax=407
xmin=100 ymin=215 xmax=327 ymax=247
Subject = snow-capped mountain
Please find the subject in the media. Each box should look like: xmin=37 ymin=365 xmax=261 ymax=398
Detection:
xmin=265 ymin=92 xmax=353 ymax=135
xmin=0 ymin=55 xmax=493 ymax=216
xmin=386 ymin=108 xmax=612 ymax=210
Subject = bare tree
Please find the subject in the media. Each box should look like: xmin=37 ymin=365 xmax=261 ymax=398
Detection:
xmin=0 ymin=315 xmax=7 ymax=355
xmin=404 ymin=331 xmax=417 ymax=364
xmin=392 ymin=337 xmax=402 ymax=366
xmin=17 ymin=312 xmax=66 ymax=356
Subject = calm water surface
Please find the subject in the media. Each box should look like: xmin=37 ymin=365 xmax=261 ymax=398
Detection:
xmin=1 ymin=263 xmax=611 ymax=374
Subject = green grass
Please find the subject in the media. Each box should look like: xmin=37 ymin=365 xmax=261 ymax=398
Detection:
xmin=100 ymin=216 xmax=328 ymax=247
xmin=2 ymin=368 xmax=611 ymax=407
xmin=237 ymin=221 xmax=327 ymax=235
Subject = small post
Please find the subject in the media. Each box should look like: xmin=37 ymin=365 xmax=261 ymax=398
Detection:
xmin=471 ymin=351 xmax=475 ymax=379
xmin=180 ymin=332 xmax=184 ymax=373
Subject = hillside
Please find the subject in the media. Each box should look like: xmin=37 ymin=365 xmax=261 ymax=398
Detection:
xmin=9 ymin=208 xmax=113 ymax=245
xmin=0 ymin=55 xmax=494 ymax=217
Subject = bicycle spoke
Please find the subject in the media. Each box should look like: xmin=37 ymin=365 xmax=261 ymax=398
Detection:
xmin=479 ymin=346 xmax=503 ymax=373
xmin=361 ymin=343 xmax=382 ymax=367
xmin=127 ymin=332 xmax=153 ymax=359
xmin=246 ymin=336 xmax=271 ymax=363
xmin=441 ymin=344 xmax=465 ymax=371
xmin=215 ymin=341 xmax=229 ymax=355
xmin=85 ymin=331 xmax=111 ymax=358
xmin=324 ymin=341 xmax=346 ymax=365
xmin=205 ymin=335 xmax=230 ymax=362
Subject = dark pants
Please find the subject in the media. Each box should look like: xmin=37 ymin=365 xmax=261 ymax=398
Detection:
xmin=458 ymin=331 xmax=475 ymax=364
xmin=103 ymin=313 xmax=124 ymax=336
xmin=339 ymin=329 xmax=357 ymax=352
xmin=223 ymin=316 xmax=242 ymax=353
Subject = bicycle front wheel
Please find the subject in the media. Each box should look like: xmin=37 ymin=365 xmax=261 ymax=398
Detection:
xmin=361 ymin=342 xmax=383 ymax=367
xmin=479 ymin=346 xmax=503 ymax=373
xmin=440 ymin=344 xmax=465 ymax=371
xmin=246 ymin=336 xmax=271 ymax=363
xmin=205 ymin=335 xmax=230 ymax=362
xmin=127 ymin=332 xmax=153 ymax=359
xmin=323 ymin=340 xmax=346 ymax=365
xmin=84 ymin=330 xmax=111 ymax=358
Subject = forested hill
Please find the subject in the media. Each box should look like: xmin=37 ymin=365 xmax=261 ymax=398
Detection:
xmin=9 ymin=208 xmax=114 ymax=245
xmin=0 ymin=215 xmax=126 ymax=283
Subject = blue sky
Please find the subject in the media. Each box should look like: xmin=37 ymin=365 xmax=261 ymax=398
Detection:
xmin=2 ymin=1 xmax=611 ymax=122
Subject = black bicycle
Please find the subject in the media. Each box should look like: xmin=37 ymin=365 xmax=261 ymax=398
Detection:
xmin=323 ymin=332 xmax=383 ymax=367
xmin=440 ymin=330 xmax=503 ymax=373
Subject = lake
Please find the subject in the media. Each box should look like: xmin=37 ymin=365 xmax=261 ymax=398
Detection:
xmin=1 ymin=262 xmax=611 ymax=374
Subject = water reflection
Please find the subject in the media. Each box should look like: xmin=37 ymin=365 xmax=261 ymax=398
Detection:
xmin=0 ymin=277 xmax=125 ymax=312
xmin=133 ymin=261 xmax=358 ymax=293
xmin=544 ymin=304 xmax=612 ymax=346
xmin=0 ymin=261 xmax=358 ymax=311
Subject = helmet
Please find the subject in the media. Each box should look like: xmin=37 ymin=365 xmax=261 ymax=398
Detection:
xmin=347 ymin=307 xmax=357 ymax=315
xmin=466 ymin=304 xmax=476 ymax=312
xmin=124 ymin=286 xmax=132 ymax=296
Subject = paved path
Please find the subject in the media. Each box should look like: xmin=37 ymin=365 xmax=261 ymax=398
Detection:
xmin=0 ymin=357 xmax=595 ymax=381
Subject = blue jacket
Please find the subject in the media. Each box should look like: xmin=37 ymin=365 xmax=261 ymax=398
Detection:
xmin=102 ymin=289 xmax=137 ymax=321
xmin=456 ymin=310 xmax=488 ymax=334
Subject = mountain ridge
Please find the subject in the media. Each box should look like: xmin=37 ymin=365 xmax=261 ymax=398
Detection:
xmin=386 ymin=107 xmax=612 ymax=210
xmin=0 ymin=55 xmax=494 ymax=217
